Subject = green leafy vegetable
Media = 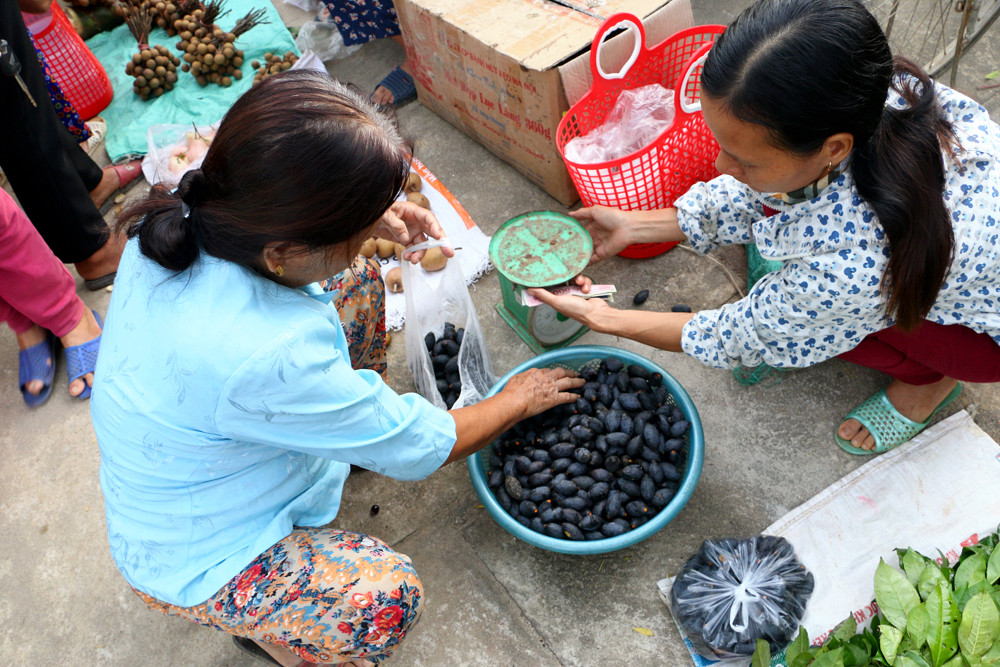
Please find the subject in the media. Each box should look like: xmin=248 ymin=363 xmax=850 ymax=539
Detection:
xmin=956 ymin=553 xmax=987 ymax=592
xmin=918 ymin=564 xmax=949 ymax=602
xmin=958 ymin=592 xmax=999 ymax=657
xmin=875 ymin=558 xmax=921 ymax=629
xmin=986 ymin=545 xmax=1000 ymax=585
xmin=901 ymin=548 xmax=930 ymax=587
xmin=880 ymin=624 xmax=904 ymax=664
xmin=786 ymin=627 xmax=810 ymax=665
xmin=925 ymin=581 xmax=960 ymax=665
xmin=752 ymin=639 xmax=771 ymax=667
xmin=748 ymin=526 xmax=1000 ymax=667
xmin=809 ymin=647 xmax=844 ymax=667
xmin=906 ymin=603 xmax=929 ymax=648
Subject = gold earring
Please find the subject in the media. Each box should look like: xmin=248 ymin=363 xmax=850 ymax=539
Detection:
xmin=274 ymin=265 xmax=284 ymax=277
xmin=828 ymin=161 xmax=833 ymax=174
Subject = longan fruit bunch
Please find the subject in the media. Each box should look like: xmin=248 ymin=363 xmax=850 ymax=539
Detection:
xmin=123 ymin=4 xmax=180 ymax=100
xmin=157 ymin=0 xmax=202 ymax=35
xmin=127 ymin=45 xmax=181 ymax=99
xmin=250 ymin=51 xmax=297 ymax=85
xmin=177 ymin=5 xmax=264 ymax=88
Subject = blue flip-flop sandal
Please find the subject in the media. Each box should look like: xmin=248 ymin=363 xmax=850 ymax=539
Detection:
xmin=835 ymin=383 xmax=962 ymax=455
xmin=19 ymin=330 xmax=57 ymax=407
xmin=63 ymin=310 xmax=103 ymax=400
xmin=372 ymin=66 xmax=417 ymax=107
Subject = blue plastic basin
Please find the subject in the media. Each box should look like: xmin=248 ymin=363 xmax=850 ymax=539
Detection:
xmin=467 ymin=345 xmax=704 ymax=555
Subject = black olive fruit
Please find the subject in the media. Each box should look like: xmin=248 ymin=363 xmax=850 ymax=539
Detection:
xmin=485 ymin=357 xmax=692 ymax=542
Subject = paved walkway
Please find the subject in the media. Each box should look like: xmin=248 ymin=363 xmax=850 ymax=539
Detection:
xmin=1 ymin=1 xmax=998 ymax=665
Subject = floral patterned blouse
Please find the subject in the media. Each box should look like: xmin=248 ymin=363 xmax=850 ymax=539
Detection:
xmin=674 ymin=82 xmax=1000 ymax=370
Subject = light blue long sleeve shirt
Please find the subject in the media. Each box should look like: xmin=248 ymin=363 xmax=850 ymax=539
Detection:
xmin=91 ymin=239 xmax=456 ymax=607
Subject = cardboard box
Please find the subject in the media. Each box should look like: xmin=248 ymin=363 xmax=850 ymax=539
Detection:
xmin=396 ymin=0 xmax=693 ymax=205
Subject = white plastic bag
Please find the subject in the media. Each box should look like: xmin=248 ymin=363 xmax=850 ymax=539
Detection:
xmin=283 ymin=0 xmax=320 ymax=13
xmin=141 ymin=123 xmax=218 ymax=189
xmin=670 ymin=535 xmax=814 ymax=660
xmin=564 ymin=83 xmax=676 ymax=164
xmin=401 ymin=241 xmax=496 ymax=410
xmin=294 ymin=6 xmax=362 ymax=62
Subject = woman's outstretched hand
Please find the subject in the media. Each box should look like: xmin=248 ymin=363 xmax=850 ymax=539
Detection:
xmin=376 ymin=200 xmax=455 ymax=263
xmin=526 ymin=277 xmax=612 ymax=333
xmin=501 ymin=367 xmax=586 ymax=418
xmin=569 ymin=205 xmax=635 ymax=262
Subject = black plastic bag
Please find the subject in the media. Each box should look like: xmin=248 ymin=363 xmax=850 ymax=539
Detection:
xmin=671 ymin=535 xmax=814 ymax=659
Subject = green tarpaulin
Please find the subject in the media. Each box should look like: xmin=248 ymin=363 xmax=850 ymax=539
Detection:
xmin=86 ymin=0 xmax=299 ymax=162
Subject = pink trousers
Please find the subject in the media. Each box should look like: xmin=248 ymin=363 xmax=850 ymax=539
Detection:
xmin=837 ymin=321 xmax=1000 ymax=385
xmin=0 ymin=189 xmax=81 ymax=337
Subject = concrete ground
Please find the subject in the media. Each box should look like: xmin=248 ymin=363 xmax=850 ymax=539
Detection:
xmin=2 ymin=1 xmax=999 ymax=666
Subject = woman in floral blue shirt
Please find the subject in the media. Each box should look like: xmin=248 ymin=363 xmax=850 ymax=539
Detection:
xmin=92 ymin=71 xmax=583 ymax=666
xmin=533 ymin=0 xmax=1000 ymax=456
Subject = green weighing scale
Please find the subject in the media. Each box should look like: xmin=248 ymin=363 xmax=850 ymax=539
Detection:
xmin=490 ymin=211 xmax=593 ymax=354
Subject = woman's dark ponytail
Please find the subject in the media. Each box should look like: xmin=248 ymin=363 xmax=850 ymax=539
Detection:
xmin=125 ymin=172 xmax=203 ymax=272
xmin=702 ymin=0 xmax=957 ymax=331
xmin=851 ymin=58 xmax=956 ymax=330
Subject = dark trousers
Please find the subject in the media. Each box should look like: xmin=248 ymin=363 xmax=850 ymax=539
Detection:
xmin=1 ymin=1 xmax=107 ymax=264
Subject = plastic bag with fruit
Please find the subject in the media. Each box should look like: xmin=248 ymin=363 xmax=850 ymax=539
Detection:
xmin=401 ymin=240 xmax=496 ymax=410
xmin=670 ymin=535 xmax=815 ymax=662
xmin=141 ymin=123 xmax=217 ymax=188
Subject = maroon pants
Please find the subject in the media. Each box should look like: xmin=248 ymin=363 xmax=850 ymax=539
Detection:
xmin=837 ymin=322 xmax=1000 ymax=385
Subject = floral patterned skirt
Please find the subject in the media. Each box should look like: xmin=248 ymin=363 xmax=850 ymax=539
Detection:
xmin=132 ymin=529 xmax=423 ymax=664
xmin=322 ymin=0 xmax=401 ymax=46
xmin=132 ymin=256 xmax=407 ymax=664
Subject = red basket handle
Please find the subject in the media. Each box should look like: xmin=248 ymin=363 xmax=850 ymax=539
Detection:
xmin=674 ymin=41 xmax=714 ymax=116
xmin=589 ymin=13 xmax=646 ymax=83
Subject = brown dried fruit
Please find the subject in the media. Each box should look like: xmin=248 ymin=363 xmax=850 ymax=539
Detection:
xmin=375 ymin=239 xmax=396 ymax=259
xmin=407 ymin=192 xmax=431 ymax=209
xmin=420 ymin=246 xmax=448 ymax=272
xmin=359 ymin=238 xmax=377 ymax=258
xmin=385 ymin=267 xmax=403 ymax=293
xmin=404 ymin=171 xmax=422 ymax=194
xmin=394 ymin=243 xmax=406 ymax=263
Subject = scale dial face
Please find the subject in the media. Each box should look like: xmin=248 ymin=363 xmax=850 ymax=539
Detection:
xmin=528 ymin=304 xmax=585 ymax=345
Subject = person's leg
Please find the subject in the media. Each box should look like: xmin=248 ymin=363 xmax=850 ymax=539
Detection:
xmin=0 ymin=4 xmax=122 ymax=276
xmin=328 ymin=256 xmax=388 ymax=380
xmin=132 ymin=528 xmax=424 ymax=665
xmin=836 ymin=323 xmax=1000 ymax=449
xmin=370 ymin=36 xmax=413 ymax=106
xmin=0 ymin=190 xmax=102 ymax=397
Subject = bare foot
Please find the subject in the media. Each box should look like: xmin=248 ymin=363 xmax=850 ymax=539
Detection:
xmin=16 ymin=324 xmax=50 ymax=396
xmin=837 ymin=377 xmax=959 ymax=451
xmin=75 ymin=230 xmax=126 ymax=282
xmin=372 ymin=39 xmax=412 ymax=106
xmin=89 ymin=165 xmax=122 ymax=210
xmin=60 ymin=307 xmax=103 ymax=397
xmin=371 ymin=60 xmax=413 ymax=106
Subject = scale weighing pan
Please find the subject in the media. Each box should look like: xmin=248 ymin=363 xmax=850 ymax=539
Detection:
xmin=490 ymin=211 xmax=593 ymax=287
xmin=490 ymin=211 xmax=593 ymax=353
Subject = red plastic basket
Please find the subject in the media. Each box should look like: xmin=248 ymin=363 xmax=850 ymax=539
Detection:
xmin=556 ymin=16 xmax=725 ymax=258
xmin=24 ymin=2 xmax=113 ymax=121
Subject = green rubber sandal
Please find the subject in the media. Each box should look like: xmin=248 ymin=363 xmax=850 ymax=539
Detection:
xmin=835 ymin=383 xmax=962 ymax=455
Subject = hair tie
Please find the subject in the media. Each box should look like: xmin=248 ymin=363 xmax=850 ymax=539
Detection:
xmin=179 ymin=168 xmax=206 ymax=207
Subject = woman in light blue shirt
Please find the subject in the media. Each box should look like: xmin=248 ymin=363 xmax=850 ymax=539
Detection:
xmin=91 ymin=71 xmax=583 ymax=667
